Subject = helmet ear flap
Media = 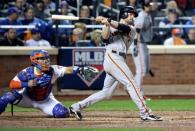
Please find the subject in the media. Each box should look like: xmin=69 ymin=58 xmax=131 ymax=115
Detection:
xmin=121 ymin=12 xmax=129 ymax=19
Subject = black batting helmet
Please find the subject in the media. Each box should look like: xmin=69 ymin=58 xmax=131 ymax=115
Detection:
xmin=119 ymin=6 xmax=138 ymax=19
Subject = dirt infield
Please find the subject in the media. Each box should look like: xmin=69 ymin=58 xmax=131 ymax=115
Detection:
xmin=1 ymin=111 xmax=195 ymax=131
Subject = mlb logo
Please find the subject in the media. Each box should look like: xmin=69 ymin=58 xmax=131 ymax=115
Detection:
xmin=73 ymin=48 xmax=105 ymax=87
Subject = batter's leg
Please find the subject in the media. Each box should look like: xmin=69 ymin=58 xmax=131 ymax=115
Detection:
xmin=71 ymin=73 xmax=118 ymax=111
xmin=107 ymin=54 xmax=150 ymax=118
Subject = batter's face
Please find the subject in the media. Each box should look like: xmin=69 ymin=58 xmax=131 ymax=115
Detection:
xmin=124 ymin=13 xmax=135 ymax=25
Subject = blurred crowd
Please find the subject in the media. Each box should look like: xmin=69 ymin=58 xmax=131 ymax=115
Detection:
xmin=0 ymin=0 xmax=194 ymax=47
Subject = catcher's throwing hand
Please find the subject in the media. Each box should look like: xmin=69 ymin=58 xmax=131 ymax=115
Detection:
xmin=28 ymin=79 xmax=37 ymax=87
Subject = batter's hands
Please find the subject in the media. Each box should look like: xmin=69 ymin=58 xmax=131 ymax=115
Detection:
xmin=95 ymin=16 xmax=110 ymax=26
xmin=95 ymin=16 xmax=104 ymax=23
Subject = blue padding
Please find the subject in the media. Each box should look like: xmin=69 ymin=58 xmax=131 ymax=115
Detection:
xmin=21 ymin=82 xmax=28 ymax=88
xmin=0 ymin=99 xmax=7 ymax=114
xmin=0 ymin=90 xmax=22 ymax=114
xmin=0 ymin=90 xmax=22 ymax=113
xmin=52 ymin=103 xmax=69 ymax=118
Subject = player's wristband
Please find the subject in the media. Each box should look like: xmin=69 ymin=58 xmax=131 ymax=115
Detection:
xmin=21 ymin=82 xmax=28 ymax=88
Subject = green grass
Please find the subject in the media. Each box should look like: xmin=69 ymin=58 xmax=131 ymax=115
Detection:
xmin=5 ymin=99 xmax=195 ymax=112
xmin=0 ymin=127 xmax=165 ymax=131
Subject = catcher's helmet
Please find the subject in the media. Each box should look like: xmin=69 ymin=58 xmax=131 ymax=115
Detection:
xmin=30 ymin=50 xmax=50 ymax=71
xmin=119 ymin=6 xmax=138 ymax=19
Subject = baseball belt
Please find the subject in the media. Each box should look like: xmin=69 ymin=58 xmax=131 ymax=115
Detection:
xmin=111 ymin=50 xmax=126 ymax=59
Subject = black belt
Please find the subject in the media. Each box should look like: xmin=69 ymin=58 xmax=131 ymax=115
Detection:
xmin=111 ymin=50 xmax=126 ymax=59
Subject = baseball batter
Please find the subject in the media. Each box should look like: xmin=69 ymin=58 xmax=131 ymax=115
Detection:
xmin=0 ymin=50 xmax=83 ymax=118
xmin=130 ymin=1 xmax=154 ymax=97
xmin=70 ymin=6 xmax=161 ymax=121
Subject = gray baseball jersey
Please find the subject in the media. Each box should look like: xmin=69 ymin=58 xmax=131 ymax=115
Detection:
xmin=135 ymin=10 xmax=153 ymax=43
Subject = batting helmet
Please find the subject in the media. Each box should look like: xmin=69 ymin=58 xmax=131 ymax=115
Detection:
xmin=30 ymin=50 xmax=50 ymax=71
xmin=119 ymin=6 xmax=138 ymax=19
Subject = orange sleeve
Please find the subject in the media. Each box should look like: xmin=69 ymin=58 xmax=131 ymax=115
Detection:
xmin=9 ymin=80 xmax=22 ymax=89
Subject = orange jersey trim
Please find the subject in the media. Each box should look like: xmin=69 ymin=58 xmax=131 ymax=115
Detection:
xmin=9 ymin=80 xmax=22 ymax=89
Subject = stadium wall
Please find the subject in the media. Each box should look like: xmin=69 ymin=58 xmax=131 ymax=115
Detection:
xmin=0 ymin=46 xmax=195 ymax=95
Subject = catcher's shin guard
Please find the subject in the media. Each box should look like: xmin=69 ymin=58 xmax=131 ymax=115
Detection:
xmin=52 ymin=103 xmax=70 ymax=118
xmin=0 ymin=90 xmax=22 ymax=114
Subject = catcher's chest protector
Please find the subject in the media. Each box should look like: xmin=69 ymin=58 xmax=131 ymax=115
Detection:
xmin=24 ymin=67 xmax=54 ymax=101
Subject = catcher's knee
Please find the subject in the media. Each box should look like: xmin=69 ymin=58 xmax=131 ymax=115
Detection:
xmin=52 ymin=103 xmax=69 ymax=118
xmin=0 ymin=90 xmax=22 ymax=114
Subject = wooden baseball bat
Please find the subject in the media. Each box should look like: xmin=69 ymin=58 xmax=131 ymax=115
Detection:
xmin=51 ymin=15 xmax=95 ymax=21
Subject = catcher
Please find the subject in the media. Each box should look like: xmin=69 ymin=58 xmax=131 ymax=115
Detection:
xmin=0 ymin=49 xmax=96 ymax=118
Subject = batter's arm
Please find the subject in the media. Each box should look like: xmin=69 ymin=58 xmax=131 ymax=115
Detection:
xmin=96 ymin=16 xmax=131 ymax=37
xmin=109 ymin=20 xmax=131 ymax=34
xmin=96 ymin=16 xmax=111 ymax=39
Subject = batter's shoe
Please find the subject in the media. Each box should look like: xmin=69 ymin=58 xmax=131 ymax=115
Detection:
xmin=69 ymin=107 xmax=82 ymax=120
xmin=141 ymin=115 xmax=162 ymax=121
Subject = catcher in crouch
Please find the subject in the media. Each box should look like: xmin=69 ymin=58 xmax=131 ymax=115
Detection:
xmin=0 ymin=49 xmax=97 ymax=118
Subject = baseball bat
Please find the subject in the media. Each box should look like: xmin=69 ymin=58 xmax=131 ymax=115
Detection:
xmin=51 ymin=15 xmax=95 ymax=21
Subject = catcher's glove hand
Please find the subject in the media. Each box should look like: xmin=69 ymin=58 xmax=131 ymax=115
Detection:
xmin=81 ymin=66 xmax=99 ymax=81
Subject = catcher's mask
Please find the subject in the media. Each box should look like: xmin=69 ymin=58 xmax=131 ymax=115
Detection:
xmin=30 ymin=50 xmax=50 ymax=71
xmin=119 ymin=6 xmax=138 ymax=19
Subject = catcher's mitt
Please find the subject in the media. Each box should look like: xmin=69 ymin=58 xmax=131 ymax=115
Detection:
xmin=80 ymin=66 xmax=99 ymax=81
